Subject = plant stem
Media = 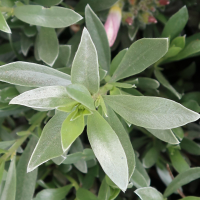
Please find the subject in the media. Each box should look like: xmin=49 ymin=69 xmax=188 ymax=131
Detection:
xmin=0 ymin=124 xmax=37 ymax=164
xmin=65 ymin=174 xmax=79 ymax=190
xmin=166 ymin=164 xmax=186 ymax=198
xmin=0 ymin=7 xmax=13 ymax=13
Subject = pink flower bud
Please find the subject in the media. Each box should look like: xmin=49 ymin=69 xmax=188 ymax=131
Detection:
xmin=104 ymin=4 xmax=122 ymax=47
xmin=159 ymin=0 xmax=170 ymax=6
xmin=148 ymin=16 xmax=157 ymax=24
xmin=125 ymin=17 xmax=133 ymax=25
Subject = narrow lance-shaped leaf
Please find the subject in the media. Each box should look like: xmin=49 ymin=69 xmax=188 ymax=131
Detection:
xmin=10 ymin=86 xmax=73 ymax=110
xmin=16 ymin=137 xmax=38 ymax=200
xmin=66 ymin=84 xmax=95 ymax=111
xmin=0 ymin=62 xmax=71 ymax=87
xmin=109 ymin=49 xmax=128 ymax=76
xmin=110 ymin=38 xmax=168 ymax=82
xmin=87 ymin=111 xmax=129 ymax=191
xmin=14 ymin=5 xmax=82 ymax=28
xmin=21 ymin=34 xmax=33 ymax=56
xmin=69 ymin=138 xmax=88 ymax=173
xmin=53 ymin=45 xmax=71 ymax=68
xmin=71 ymin=28 xmax=99 ymax=94
xmin=168 ymin=149 xmax=190 ymax=173
xmin=103 ymin=95 xmax=200 ymax=129
xmin=179 ymin=197 xmax=200 ymax=200
xmin=1 ymin=157 xmax=16 ymax=200
xmin=85 ymin=5 xmax=110 ymax=71
xmin=105 ymin=105 xmax=135 ymax=179
xmin=164 ymin=167 xmax=200 ymax=197
xmin=37 ymin=27 xmax=59 ymax=66
xmin=0 ymin=12 xmax=11 ymax=33
xmin=130 ymin=156 xmax=150 ymax=188
xmin=146 ymin=128 xmax=179 ymax=144
xmin=154 ymin=70 xmax=182 ymax=99
xmin=27 ymin=111 xmax=68 ymax=172
xmin=161 ymin=6 xmax=188 ymax=40
xmin=135 ymin=187 xmax=164 ymax=200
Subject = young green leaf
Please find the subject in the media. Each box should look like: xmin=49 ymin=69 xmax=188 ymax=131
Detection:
xmin=161 ymin=6 xmax=188 ymax=40
xmin=70 ymin=138 xmax=87 ymax=173
xmin=110 ymin=49 xmax=128 ymax=76
xmin=168 ymin=40 xmax=200 ymax=61
xmin=142 ymin=146 xmax=159 ymax=168
xmin=164 ymin=168 xmax=200 ymax=197
xmin=98 ymin=178 xmax=110 ymax=200
xmin=76 ymin=188 xmax=99 ymax=200
xmin=133 ymin=77 xmax=160 ymax=90
xmin=180 ymin=138 xmax=200 ymax=155
xmin=53 ymin=45 xmax=71 ymax=68
xmin=168 ymin=149 xmax=190 ymax=173
xmin=10 ymin=86 xmax=72 ymax=110
xmin=16 ymin=137 xmax=38 ymax=200
xmin=21 ymin=34 xmax=33 ymax=56
xmin=33 ymin=185 xmax=72 ymax=200
xmin=61 ymin=111 xmax=84 ymax=151
xmin=37 ymin=27 xmax=59 ymax=66
xmin=14 ymin=5 xmax=82 ymax=28
xmin=0 ymin=12 xmax=11 ymax=33
xmin=103 ymin=95 xmax=200 ymax=129
xmin=66 ymin=84 xmax=95 ymax=111
xmin=24 ymin=25 xmax=37 ymax=37
xmin=154 ymin=70 xmax=182 ymax=99
xmin=146 ymin=128 xmax=179 ymax=144
xmin=135 ymin=187 xmax=164 ymax=200
xmin=110 ymin=38 xmax=168 ymax=82
xmin=27 ymin=112 xmax=68 ymax=172
xmin=0 ymin=62 xmax=71 ymax=87
xmin=71 ymin=28 xmax=99 ymax=94
xmin=105 ymin=105 xmax=135 ymax=179
xmin=87 ymin=111 xmax=129 ymax=191
xmin=1 ymin=157 xmax=16 ymax=200
xmin=85 ymin=5 xmax=110 ymax=71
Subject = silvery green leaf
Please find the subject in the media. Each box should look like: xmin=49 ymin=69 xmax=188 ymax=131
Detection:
xmin=27 ymin=112 xmax=68 ymax=172
xmin=71 ymin=28 xmax=99 ymax=94
xmin=37 ymin=28 xmax=59 ymax=66
xmin=146 ymin=128 xmax=179 ymax=144
xmin=66 ymin=84 xmax=95 ymax=111
xmin=0 ymin=12 xmax=11 ymax=33
xmin=53 ymin=45 xmax=71 ymax=68
xmin=1 ymin=157 xmax=16 ymax=200
xmin=164 ymin=168 xmax=200 ymax=197
xmin=85 ymin=5 xmax=110 ymax=71
xmin=14 ymin=5 xmax=82 ymax=28
xmin=135 ymin=187 xmax=164 ymax=200
xmin=33 ymin=185 xmax=72 ymax=200
xmin=103 ymin=95 xmax=200 ymax=129
xmin=161 ymin=6 xmax=188 ymax=40
xmin=87 ymin=111 xmax=129 ymax=191
xmin=16 ymin=137 xmax=38 ymax=200
xmin=154 ymin=70 xmax=182 ymax=99
xmin=0 ymin=62 xmax=71 ymax=87
xmin=10 ymin=86 xmax=72 ymax=110
xmin=105 ymin=105 xmax=135 ymax=179
xmin=110 ymin=38 xmax=168 ymax=82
